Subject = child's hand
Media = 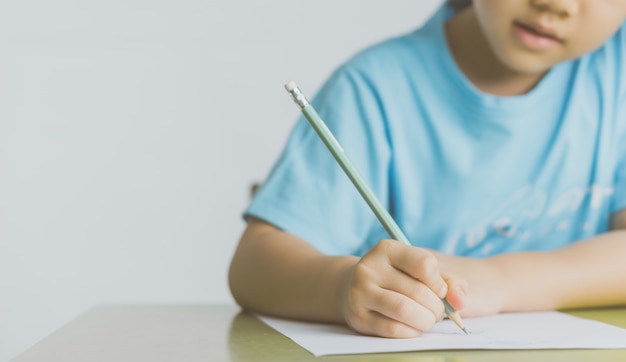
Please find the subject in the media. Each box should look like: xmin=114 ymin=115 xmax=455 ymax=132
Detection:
xmin=435 ymin=251 xmax=504 ymax=318
xmin=339 ymin=239 xmax=467 ymax=338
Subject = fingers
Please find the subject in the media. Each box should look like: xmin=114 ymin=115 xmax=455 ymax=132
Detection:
xmin=364 ymin=288 xmax=440 ymax=335
xmin=344 ymin=272 xmax=440 ymax=337
xmin=442 ymin=273 xmax=468 ymax=311
xmin=349 ymin=308 xmax=423 ymax=338
xmin=380 ymin=239 xmax=448 ymax=299
xmin=379 ymin=267 xmax=445 ymax=318
xmin=341 ymin=239 xmax=453 ymax=337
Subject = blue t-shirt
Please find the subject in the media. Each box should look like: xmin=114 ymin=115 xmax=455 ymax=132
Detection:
xmin=245 ymin=6 xmax=626 ymax=257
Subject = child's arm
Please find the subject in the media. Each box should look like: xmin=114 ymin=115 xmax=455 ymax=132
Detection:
xmin=437 ymin=209 xmax=626 ymax=316
xmin=228 ymin=217 xmax=466 ymax=338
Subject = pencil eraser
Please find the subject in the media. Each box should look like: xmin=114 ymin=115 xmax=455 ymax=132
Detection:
xmin=285 ymin=81 xmax=298 ymax=92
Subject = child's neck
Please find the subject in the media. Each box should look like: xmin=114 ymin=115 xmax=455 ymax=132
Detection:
xmin=445 ymin=7 xmax=548 ymax=97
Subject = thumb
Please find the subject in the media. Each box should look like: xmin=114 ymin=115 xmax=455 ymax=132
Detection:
xmin=442 ymin=273 xmax=468 ymax=312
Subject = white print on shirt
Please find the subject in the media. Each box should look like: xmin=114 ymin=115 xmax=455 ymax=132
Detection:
xmin=444 ymin=184 xmax=614 ymax=255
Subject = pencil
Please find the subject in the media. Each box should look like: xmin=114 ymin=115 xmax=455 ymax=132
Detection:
xmin=285 ymin=81 xmax=467 ymax=335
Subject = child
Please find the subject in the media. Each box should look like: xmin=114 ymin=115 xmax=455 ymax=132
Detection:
xmin=229 ymin=0 xmax=626 ymax=338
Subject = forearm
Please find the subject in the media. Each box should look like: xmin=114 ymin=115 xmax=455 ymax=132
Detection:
xmin=491 ymin=230 xmax=626 ymax=312
xmin=228 ymin=219 xmax=358 ymax=323
xmin=434 ymin=229 xmax=626 ymax=316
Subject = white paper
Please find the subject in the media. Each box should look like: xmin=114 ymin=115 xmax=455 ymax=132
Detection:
xmin=259 ymin=311 xmax=626 ymax=356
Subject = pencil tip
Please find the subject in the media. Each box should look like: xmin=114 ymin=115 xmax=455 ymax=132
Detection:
xmin=462 ymin=328 xmax=469 ymax=335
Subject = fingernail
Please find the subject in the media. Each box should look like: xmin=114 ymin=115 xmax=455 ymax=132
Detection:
xmin=455 ymin=286 xmax=465 ymax=297
xmin=438 ymin=284 xmax=448 ymax=299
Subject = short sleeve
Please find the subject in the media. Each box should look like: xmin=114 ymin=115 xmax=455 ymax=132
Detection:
xmin=612 ymin=88 xmax=626 ymax=213
xmin=611 ymin=23 xmax=626 ymax=214
xmin=614 ymin=156 xmax=626 ymax=213
xmin=244 ymin=66 xmax=391 ymax=256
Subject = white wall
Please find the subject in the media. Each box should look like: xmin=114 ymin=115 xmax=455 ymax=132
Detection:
xmin=0 ymin=1 xmax=442 ymax=360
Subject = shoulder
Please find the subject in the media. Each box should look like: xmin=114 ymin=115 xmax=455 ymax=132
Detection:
xmin=576 ymin=21 xmax=626 ymax=113
xmin=333 ymin=7 xmax=446 ymax=86
xmin=585 ymin=21 xmax=626 ymax=77
xmin=608 ymin=20 xmax=626 ymax=53
xmin=310 ymin=35 xmax=422 ymax=107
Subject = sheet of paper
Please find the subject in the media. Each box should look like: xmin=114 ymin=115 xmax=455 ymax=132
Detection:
xmin=259 ymin=311 xmax=626 ymax=356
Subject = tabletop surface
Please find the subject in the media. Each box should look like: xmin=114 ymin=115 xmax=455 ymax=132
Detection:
xmin=12 ymin=304 xmax=626 ymax=362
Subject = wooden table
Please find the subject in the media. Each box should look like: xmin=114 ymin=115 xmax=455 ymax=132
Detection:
xmin=12 ymin=305 xmax=626 ymax=361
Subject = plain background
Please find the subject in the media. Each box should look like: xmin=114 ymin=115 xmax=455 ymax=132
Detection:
xmin=0 ymin=1 xmax=442 ymax=360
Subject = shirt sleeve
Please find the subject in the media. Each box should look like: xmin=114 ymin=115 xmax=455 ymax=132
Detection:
xmin=611 ymin=22 xmax=626 ymax=214
xmin=612 ymin=84 xmax=626 ymax=213
xmin=244 ymin=65 xmax=391 ymax=256
xmin=614 ymin=156 xmax=626 ymax=213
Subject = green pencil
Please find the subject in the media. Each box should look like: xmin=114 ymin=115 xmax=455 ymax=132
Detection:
xmin=285 ymin=80 xmax=467 ymax=334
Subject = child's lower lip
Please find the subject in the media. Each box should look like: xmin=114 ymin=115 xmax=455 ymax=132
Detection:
xmin=512 ymin=22 xmax=560 ymax=51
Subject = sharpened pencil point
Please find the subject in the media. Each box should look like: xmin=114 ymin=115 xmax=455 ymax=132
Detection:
xmin=444 ymin=308 xmax=466 ymax=335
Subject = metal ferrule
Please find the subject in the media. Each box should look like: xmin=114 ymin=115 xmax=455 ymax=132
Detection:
xmin=287 ymin=86 xmax=310 ymax=109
